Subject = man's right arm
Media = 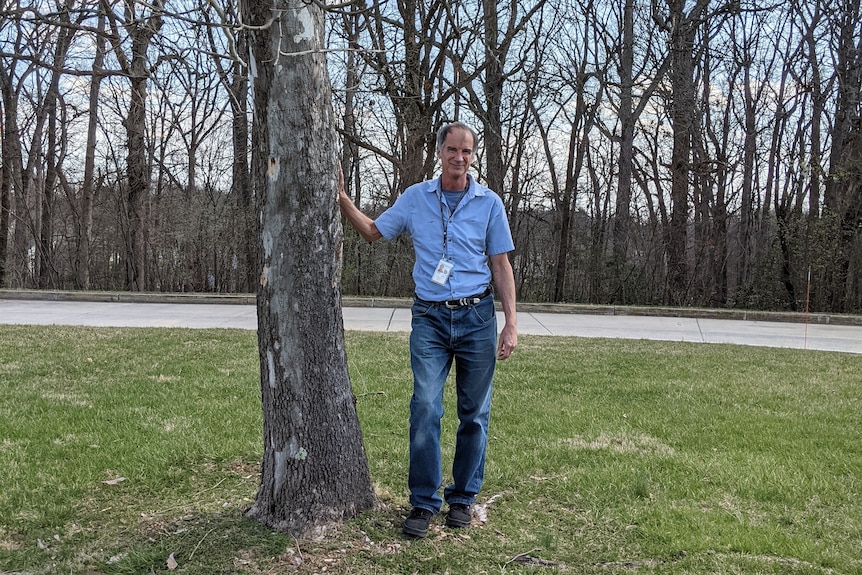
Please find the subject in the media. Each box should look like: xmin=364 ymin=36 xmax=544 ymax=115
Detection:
xmin=339 ymin=174 xmax=382 ymax=243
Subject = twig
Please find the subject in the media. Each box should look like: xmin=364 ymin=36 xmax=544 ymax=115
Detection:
xmin=506 ymin=548 xmax=541 ymax=566
xmin=188 ymin=527 xmax=217 ymax=559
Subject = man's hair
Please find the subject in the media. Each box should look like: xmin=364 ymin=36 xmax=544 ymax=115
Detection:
xmin=436 ymin=121 xmax=479 ymax=151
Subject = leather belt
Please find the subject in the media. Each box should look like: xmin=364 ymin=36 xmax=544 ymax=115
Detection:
xmin=424 ymin=287 xmax=492 ymax=309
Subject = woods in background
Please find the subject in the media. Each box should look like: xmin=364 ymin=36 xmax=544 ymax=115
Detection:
xmin=1 ymin=0 xmax=860 ymax=313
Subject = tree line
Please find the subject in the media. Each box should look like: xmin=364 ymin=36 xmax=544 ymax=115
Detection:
xmin=1 ymin=0 xmax=860 ymax=313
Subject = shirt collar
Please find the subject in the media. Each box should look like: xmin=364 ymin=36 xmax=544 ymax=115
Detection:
xmin=431 ymin=174 xmax=486 ymax=196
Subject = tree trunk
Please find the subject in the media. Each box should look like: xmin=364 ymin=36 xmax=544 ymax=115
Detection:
xmin=243 ymin=0 xmax=377 ymax=536
xmin=227 ymin=28 xmax=254 ymax=294
xmin=395 ymin=0 xmax=434 ymax=192
xmin=125 ymin=63 xmax=151 ymax=291
xmin=481 ymin=0 xmax=505 ymax=197
xmin=77 ymin=8 xmax=106 ymax=290
xmin=612 ymin=0 xmax=635 ymax=302
xmin=739 ymin=44 xmax=756 ymax=293
xmin=39 ymin=100 xmax=57 ymax=289
xmin=664 ymin=0 xmax=705 ymax=306
xmin=103 ymin=0 xmax=165 ymax=291
xmin=38 ymin=7 xmax=75 ymax=289
xmin=824 ymin=0 xmax=862 ymax=312
xmin=341 ymin=8 xmax=362 ymax=295
xmin=4 ymin=82 xmax=30 ymax=288
xmin=0 ymin=68 xmax=14 ymax=287
xmin=553 ymin=127 xmax=578 ymax=302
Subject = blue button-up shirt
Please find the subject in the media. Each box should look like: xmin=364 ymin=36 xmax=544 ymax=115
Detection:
xmin=374 ymin=175 xmax=515 ymax=301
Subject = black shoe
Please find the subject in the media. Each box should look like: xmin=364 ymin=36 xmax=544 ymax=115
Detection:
xmin=445 ymin=503 xmax=472 ymax=528
xmin=402 ymin=507 xmax=434 ymax=538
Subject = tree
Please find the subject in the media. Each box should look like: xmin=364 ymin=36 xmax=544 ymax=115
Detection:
xmin=607 ymin=0 xmax=669 ymax=303
xmin=37 ymin=0 xmax=80 ymax=289
xmin=200 ymin=0 xmax=256 ymax=293
xmin=241 ymin=0 xmax=377 ymax=535
xmin=0 ymin=4 xmax=23 ymax=287
xmin=474 ymin=0 xmax=547 ymax=198
xmin=75 ymin=5 xmax=107 ymax=290
xmin=103 ymin=0 xmax=165 ymax=291
xmin=611 ymin=0 xmax=636 ymax=300
xmin=823 ymin=0 xmax=862 ymax=312
xmin=656 ymin=0 xmax=704 ymax=306
xmin=1 ymin=2 xmax=69 ymax=288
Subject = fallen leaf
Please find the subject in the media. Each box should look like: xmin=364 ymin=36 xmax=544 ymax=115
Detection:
xmin=473 ymin=505 xmax=488 ymax=523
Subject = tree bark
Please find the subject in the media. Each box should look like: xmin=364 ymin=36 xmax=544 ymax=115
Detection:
xmin=243 ymin=0 xmax=377 ymax=536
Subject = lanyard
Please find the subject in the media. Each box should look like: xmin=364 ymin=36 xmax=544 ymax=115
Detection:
xmin=437 ymin=178 xmax=469 ymax=258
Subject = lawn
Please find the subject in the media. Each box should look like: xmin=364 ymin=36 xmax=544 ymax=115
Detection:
xmin=0 ymin=325 xmax=859 ymax=574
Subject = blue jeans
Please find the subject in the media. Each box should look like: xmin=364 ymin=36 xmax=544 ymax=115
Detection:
xmin=408 ymin=294 xmax=497 ymax=512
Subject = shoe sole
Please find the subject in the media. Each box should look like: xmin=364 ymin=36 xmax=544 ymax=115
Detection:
xmin=445 ymin=513 xmax=471 ymax=528
xmin=402 ymin=525 xmax=429 ymax=538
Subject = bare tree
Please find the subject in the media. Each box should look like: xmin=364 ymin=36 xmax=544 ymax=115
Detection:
xmin=37 ymin=0 xmax=81 ymax=288
xmin=357 ymin=0 xmax=453 ymax=194
xmin=733 ymin=7 xmax=777 ymax=296
xmin=823 ymin=0 xmax=862 ymax=311
xmin=654 ymin=0 xmax=705 ymax=305
xmin=0 ymin=4 xmax=24 ymax=287
xmin=473 ymin=0 xmax=548 ymax=197
xmin=765 ymin=43 xmax=801 ymax=310
xmin=202 ymin=1 xmax=255 ymax=293
xmin=241 ymin=0 xmax=377 ymax=535
xmin=75 ymin=5 xmax=107 ymax=290
xmin=545 ymin=1 xmax=605 ymax=302
xmin=611 ymin=0 xmax=636 ymax=300
xmin=336 ymin=3 xmax=366 ymax=295
xmin=607 ymin=0 xmax=669 ymax=303
xmin=148 ymin=17 xmax=229 ymax=291
xmin=102 ymin=0 xmax=165 ymax=291
xmin=1 ymin=3 xmax=72 ymax=287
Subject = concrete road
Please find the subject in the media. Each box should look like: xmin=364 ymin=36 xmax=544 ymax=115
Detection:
xmin=1 ymin=297 xmax=860 ymax=355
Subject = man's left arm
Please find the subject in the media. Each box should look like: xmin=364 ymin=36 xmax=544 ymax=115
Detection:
xmin=490 ymin=252 xmax=517 ymax=360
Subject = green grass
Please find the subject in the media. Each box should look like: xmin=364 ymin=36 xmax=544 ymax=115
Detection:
xmin=0 ymin=325 xmax=860 ymax=574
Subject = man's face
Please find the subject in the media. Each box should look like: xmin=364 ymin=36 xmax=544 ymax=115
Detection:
xmin=436 ymin=128 xmax=474 ymax=182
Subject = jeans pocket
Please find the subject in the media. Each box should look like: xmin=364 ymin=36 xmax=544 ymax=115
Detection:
xmin=469 ymin=298 xmax=496 ymax=325
xmin=412 ymin=300 xmax=434 ymax=318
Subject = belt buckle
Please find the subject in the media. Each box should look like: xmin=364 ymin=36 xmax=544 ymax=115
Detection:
xmin=444 ymin=293 xmax=482 ymax=309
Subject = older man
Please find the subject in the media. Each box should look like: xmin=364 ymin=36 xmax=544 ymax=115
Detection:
xmin=338 ymin=122 xmax=517 ymax=538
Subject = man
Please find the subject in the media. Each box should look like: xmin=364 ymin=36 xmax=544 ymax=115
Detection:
xmin=338 ymin=122 xmax=518 ymax=538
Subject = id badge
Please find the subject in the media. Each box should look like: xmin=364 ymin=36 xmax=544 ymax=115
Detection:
xmin=431 ymin=258 xmax=454 ymax=285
